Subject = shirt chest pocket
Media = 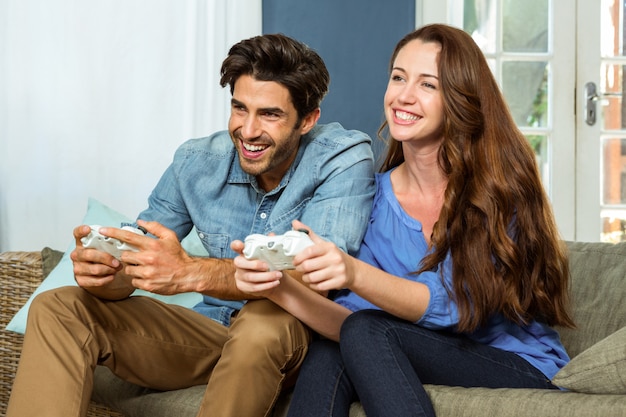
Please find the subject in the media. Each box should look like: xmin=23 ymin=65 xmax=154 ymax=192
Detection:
xmin=196 ymin=231 xmax=231 ymax=258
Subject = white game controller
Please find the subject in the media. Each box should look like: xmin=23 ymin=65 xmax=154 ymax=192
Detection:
xmin=81 ymin=225 xmax=145 ymax=260
xmin=243 ymin=229 xmax=314 ymax=271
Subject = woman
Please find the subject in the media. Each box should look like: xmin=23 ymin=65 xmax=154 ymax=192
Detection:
xmin=232 ymin=24 xmax=575 ymax=417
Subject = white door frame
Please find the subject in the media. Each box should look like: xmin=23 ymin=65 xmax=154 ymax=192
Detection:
xmin=575 ymin=0 xmax=603 ymax=241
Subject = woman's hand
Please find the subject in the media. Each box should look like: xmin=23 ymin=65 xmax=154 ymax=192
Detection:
xmin=232 ymin=220 xmax=358 ymax=297
xmin=291 ymin=220 xmax=356 ymax=292
xmin=231 ymin=238 xmax=284 ymax=297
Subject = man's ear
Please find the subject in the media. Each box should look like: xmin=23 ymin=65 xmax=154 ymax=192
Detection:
xmin=298 ymin=108 xmax=321 ymax=135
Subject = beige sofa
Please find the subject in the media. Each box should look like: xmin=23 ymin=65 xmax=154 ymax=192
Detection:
xmin=2 ymin=241 xmax=626 ymax=417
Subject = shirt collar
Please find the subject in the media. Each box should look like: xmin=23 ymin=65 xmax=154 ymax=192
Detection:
xmin=226 ymin=142 xmax=304 ymax=195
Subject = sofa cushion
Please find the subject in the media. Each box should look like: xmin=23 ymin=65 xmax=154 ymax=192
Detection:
xmin=92 ymin=366 xmax=204 ymax=417
xmin=556 ymin=241 xmax=626 ymax=358
xmin=552 ymin=325 xmax=626 ymax=394
xmin=41 ymin=247 xmax=64 ymax=277
xmin=92 ymin=365 xmax=626 ymax=417
xmin=423 ymin=385 xmax=626 ymax=417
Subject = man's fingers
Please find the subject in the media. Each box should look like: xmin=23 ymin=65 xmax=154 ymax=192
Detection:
xmin=136 ymin=220 xmax=178 ymax=240
xmin=99 ymin=221 xmax=176 ymax=249
xmin=73 ymin=225 xmax=92 ymax=245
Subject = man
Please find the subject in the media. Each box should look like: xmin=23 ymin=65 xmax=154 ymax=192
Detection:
xmin=7 ymin=33 xmax=375 ymax=417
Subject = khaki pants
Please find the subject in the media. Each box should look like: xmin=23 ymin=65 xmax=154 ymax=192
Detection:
xmin=7 ymin=286 xmax=311 ymax=417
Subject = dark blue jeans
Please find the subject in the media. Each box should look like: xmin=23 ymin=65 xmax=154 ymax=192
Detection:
xmin=287 ymin=309 xmax=558 ymax=417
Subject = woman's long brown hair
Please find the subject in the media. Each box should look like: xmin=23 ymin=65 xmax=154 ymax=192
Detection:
xmin=380 ymin=24 xmax=575 ymax=332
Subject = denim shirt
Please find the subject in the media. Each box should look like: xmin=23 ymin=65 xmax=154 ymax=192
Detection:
xmin=137 ymin=122 xmax=376 ymax=326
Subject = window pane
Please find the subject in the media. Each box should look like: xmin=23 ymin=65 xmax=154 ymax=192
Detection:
xmin=602 ymin=215 xmax=626 ymax=243
xmin=601 ymin=0 xmax=624 ymax=57
xmin=502 ymin=0 xmax=549 ymax=53
xmin=602 ymin=207 xmax=626 ymax=243
xmin=526 ymin=134 xmax=549 ymax=188
xmin=502 ymin=61 xmax=549 ymax=127
xmin=602 ymin=138 xmax=626 ymax=205
xmin=464 ymin=0 xmax=496 ymax=53
xmin=600 ymin=63 xmax=625 ymax=130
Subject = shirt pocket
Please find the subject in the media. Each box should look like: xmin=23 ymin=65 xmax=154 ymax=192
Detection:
xmin=196 ymin=231 xmax=230 ymax=258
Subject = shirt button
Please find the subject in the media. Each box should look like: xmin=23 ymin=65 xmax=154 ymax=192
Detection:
xmin=260 ymin=213 xmax=267 ymax=219
xmin=198 ymin=233 xmax=205 ymax=239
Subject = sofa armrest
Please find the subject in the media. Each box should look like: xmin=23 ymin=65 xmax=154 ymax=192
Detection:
xmin=0 ymin=251 xmax=44 ymax=415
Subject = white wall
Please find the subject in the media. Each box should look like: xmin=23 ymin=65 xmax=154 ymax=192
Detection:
xmin=0 ymin=0 xmax=262 ymax=251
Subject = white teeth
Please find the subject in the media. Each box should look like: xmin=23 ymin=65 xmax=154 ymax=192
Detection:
xmin=243 ymin=142 xmax=268 ymax=152
xmin=395 ymin=110 xmax=419 ymax=121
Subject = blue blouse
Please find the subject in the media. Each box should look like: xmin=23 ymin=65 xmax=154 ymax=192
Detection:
xmin=333 ymin=170 xmax=570 ymax=379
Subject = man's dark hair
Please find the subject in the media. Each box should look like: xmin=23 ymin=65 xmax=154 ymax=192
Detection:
xmin=220 ymin=33 xmax=330 ymax=121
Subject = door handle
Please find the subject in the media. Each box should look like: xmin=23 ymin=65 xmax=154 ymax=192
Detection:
xmin=585 ymin=82 xmax=599 ymax=126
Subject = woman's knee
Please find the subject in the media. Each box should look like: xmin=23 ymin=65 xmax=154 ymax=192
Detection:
xmin=340 ymin=309 xmax=390 ymax=345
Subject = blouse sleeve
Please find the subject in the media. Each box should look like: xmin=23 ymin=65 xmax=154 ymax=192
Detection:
xmin=414 ymin=256 xmax=461 ymax=330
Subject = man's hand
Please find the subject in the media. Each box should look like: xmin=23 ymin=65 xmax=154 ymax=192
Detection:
xmin=97 ymin=220 xmax=200 ymax=295
xmin=71 ymin=225 xmax=132 ymax=300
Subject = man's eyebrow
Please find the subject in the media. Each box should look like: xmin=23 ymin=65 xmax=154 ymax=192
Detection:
xmin=230 ymin=98 xmax=287 ymax=116
xmin=231 ymin=98 xmax=246 ymax=108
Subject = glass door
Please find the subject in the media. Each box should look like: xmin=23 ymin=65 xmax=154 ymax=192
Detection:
xmin=578 ymin=0 xmax=626 ymax=242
